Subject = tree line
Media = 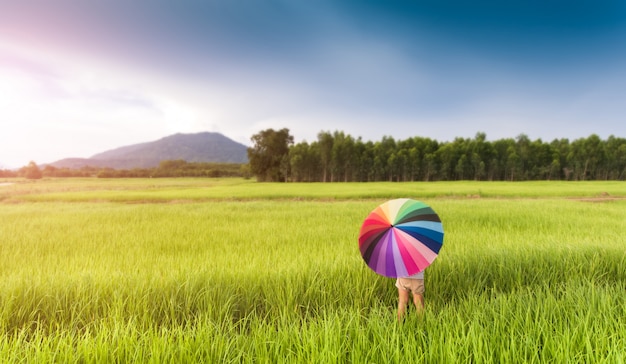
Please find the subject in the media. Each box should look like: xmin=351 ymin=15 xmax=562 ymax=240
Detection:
xmin=1 ymin=160 xmax=249 ymax=179
xmin=247 ymin=129 xmax=626 ymax=182
xmin=96 ymin=160 xmax=248 ymax=178
xmin=5 ymin=130 xmax=625 ymax=182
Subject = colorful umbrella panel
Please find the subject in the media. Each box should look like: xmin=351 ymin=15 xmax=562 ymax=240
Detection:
xmin=358 ymin=198 xmax=444 ymax=278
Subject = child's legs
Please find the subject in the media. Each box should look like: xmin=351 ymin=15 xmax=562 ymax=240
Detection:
xmin=397 ymin=287 xmax=410 ymax=320
xmin=412 ymin=293 xmax=424 ymax=312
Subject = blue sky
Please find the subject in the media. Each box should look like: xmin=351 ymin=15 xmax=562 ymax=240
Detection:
xmin=1 ymin=0 xmax=626 ymax=168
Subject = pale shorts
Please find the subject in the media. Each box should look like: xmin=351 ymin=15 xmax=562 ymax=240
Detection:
xmin=396 ymin=278 xmax=425 ymax=295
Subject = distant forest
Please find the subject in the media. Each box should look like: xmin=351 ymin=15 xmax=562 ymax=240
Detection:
xmin=3 ymin=131 xmax=626 ymax=181
xmin=0 ymin=160 xmax=247 ymax=179
xmin=248 ymin=130 xmax=626 ymax=182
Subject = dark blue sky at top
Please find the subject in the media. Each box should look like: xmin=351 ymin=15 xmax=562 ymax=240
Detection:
xmin=2 ymin=0 xmax=626 ymax=157
xmin=7 ymin=0 xmax=625 ymax=72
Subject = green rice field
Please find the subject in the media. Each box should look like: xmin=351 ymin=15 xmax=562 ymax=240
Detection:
xmin=1 ymin=178 xmax=625 ymax=362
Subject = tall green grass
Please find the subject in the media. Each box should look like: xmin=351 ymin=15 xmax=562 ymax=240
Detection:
xmin=1 ymin=179 xmax=625 ymax=362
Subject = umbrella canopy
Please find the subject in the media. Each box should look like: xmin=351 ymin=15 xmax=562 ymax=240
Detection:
xmin=358 ymin=198 xmax=444 ymax=278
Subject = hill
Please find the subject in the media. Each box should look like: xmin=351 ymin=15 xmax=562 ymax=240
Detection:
xmin=50 ymin=132 xmax=248 ymax=169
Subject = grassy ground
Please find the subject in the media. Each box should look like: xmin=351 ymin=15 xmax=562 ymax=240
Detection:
xmin=1 ymin=178 xmax=625 ymax=362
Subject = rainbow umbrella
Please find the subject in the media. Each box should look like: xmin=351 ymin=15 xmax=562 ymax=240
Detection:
xmin=358 ymin=198 xmax=444 ymax=278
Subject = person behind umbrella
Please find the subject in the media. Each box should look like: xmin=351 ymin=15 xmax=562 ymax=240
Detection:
xmin=396 ymin=270 xmax=425 ymax=322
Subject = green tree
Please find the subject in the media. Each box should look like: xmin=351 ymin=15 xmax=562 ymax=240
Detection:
xmin=22 ymin=161 xmax=43 ymax=180
xmin=375 ymin=136 xmax=396 ymax=181
xmin=568 ymin=135 xmax=605 ymax=181
xmin=355 ymin=140 xmax=375 ymax=182
xmin=317 ymin=131 xmax=334 ymax=182
xmin=469 ymin=132 xmax=494 ymax=180
xmin=330 ymin=131 xmax=356 ymax=182
xmin=435 ymin=143 xmax=455 ymax=181
xmin=288 ymin=141 xmax=310 ymax=182
xmin=550 ymin=138 xmax=570 ymax=180
xmin=604 ymin=135 xmax=626 ymax=180
xmin=506 ymin=147 xmax=521 ymax=181
xmin=515 ymin=134 xmax=531 ymax=180
xmin=247 ymin=128 xmax=294 ymax=182
xmin=423 ymin=153 xmax=437 ymax=181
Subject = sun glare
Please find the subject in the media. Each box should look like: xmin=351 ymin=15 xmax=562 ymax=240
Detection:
xmin=0 ymin=68 xmax=41 ymax=116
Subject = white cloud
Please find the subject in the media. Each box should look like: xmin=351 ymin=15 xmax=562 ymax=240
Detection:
xmin=0 ymin=41 xmax=211 ymax=167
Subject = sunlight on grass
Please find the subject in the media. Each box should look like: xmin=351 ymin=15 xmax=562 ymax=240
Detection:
xmin=1 ymin=180 xmax=625 ymax=362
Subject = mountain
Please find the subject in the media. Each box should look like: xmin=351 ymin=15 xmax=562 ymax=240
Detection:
xmin=50 ymin=132 xmax=248 ymax=169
